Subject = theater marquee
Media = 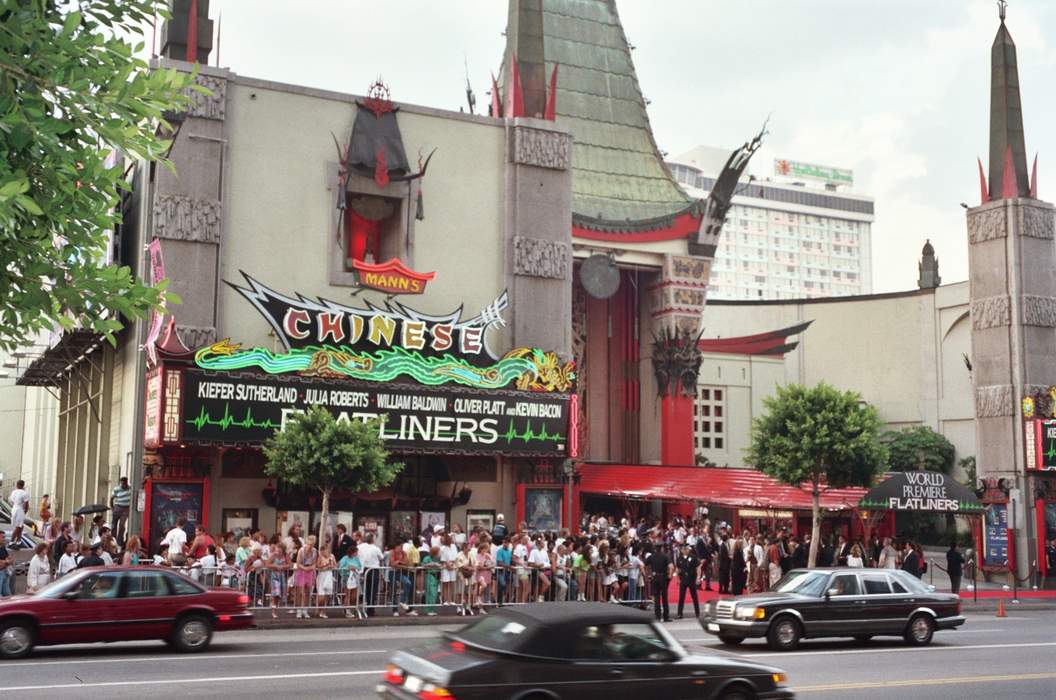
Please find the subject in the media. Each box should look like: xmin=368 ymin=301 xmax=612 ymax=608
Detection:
xmin=170 ymin=369 xmax=570 ymax=457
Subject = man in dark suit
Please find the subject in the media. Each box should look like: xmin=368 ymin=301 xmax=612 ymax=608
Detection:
xmin=834 ymin=535 xmax=850 ymax=567
xmin=816 ymin=537 xmax=835 ymax=567
xmin=946 ymin=541 xmax=964 ymax=594
xmin=51 ymin=521 xmax=72 ymax=567
xmin=695 ymin=530 xmax=713 ymax=591
xmin=717 ymin=533 xmax=731 ymax=594
xmin=901 ymin=541 xmax=922 ymax=578
xmin=792 ymin=535 xmax=810 ymax=569
xmin=333 ymin=524 xmax=353 ymax=561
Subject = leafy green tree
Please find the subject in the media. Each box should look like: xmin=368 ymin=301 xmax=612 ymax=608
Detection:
xmin=958 ymin=455 xmax=977 ymax=488
xmin=263 ymin=406 xmax=403 ymax=544
xmin=881 ymin=426 xmax=955 ymax=473
xmin=0 ymin=0 xmax=196 ymax=351
xmin=747 ymin=383 xmax=887 ymax=567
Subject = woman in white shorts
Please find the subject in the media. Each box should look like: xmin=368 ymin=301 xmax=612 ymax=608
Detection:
xmin=439 ymin=535 xmax=458 ymax=605
xmin=314 ymin=545 xmax=336 ymax=619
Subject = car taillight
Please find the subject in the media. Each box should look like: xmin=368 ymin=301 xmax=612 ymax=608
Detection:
xmin=384 ymin=664 xmax=404 ymax=685
xmin=418 ymin=685 xmax=453 ymax=700
xmin=448 ymin=641 xmax=465 ymax=653
xmin=236 ymin=594 xmax=250 ymax=607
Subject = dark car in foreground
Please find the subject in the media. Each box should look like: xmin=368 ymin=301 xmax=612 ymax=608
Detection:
xmin=700 ymin=568 xmax=965 ymax=651
xmin=378 ymin=602 xmax=793 ymax=700
xmin=0 ymin=566 xmax=253 ymax=658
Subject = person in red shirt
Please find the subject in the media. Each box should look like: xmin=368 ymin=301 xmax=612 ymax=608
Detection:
xmin=188 ymin=525 xmax=216 ymax=560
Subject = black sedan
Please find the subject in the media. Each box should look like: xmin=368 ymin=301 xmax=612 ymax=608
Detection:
xmin=700 ymin=568 xmax=965 ymax=651
xmin=377 ymin=602 xmax=792 ymax=699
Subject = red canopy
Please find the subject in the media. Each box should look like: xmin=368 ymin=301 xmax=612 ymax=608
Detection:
xmin=578 ymin=464 xmax=867 ymax=512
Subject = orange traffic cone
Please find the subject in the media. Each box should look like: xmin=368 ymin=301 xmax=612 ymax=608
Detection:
xmin=996 ymin=597 xmax=1007 ymax=618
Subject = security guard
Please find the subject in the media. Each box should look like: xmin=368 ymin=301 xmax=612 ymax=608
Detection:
xmin=676 ymin=542 xmax=702 ymax=619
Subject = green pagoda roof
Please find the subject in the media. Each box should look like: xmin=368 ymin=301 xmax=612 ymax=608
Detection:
xmin=501 ymin=0 xmax=698 ymax=233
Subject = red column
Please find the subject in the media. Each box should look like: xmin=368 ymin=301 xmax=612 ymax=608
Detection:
xmin=661 ymin=394 xmax=694 ymax=466
xmin=1037 ymin=498 xmax=1048 ymax=576
xmin=571 ymin=482 xmax=582 ymax=534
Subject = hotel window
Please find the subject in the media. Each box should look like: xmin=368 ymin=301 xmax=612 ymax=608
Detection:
xmin=694 ymin=386 xmax=726 ymax=452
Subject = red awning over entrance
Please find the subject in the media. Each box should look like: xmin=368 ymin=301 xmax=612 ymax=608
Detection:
xmin=578 ymin=464 xmax=867 ymax=512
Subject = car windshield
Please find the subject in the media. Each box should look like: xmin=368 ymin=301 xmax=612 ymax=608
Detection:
xmin=771 ymin=570 xmax=830 ymax=597
xmin=451 ymin=614 xmax=531 ymax=653
xmin=33 ymin=572 xmax=85 ymax=598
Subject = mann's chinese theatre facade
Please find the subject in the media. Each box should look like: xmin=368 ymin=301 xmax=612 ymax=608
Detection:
xmin=134 ymin=59 xmax=576 ymax=548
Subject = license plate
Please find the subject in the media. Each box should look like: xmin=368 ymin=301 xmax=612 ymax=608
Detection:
xmin=707 ymin=623 xmax=720 ymax=632
xmin=403 ymin=676 xmax=423 ymax=693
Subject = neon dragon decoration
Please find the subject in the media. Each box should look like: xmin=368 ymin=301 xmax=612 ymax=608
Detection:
xmin=195 ymin=340 xmax=575 ymax=392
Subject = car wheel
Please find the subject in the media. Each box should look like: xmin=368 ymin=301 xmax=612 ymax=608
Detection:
xmin=766 ymin=616 xmax=801 ymax=651
xmin=171 ymin=615 xmax=213 ymax=653
xmin=904 ymin=614 xmax=934 ymax=646
xmin=719 ymin=685 xmax=755 ymax=700
xmin=718 ymin=634 xmax=745 ymax=645
xmin=853 ymin=635 xmax=872 ymax=643
xmin=0 ymin=621 xmax=35 ymax=659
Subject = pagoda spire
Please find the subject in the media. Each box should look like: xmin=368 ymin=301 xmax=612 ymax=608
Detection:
xmin=988 ymin=1 xmax=1030 ymax=199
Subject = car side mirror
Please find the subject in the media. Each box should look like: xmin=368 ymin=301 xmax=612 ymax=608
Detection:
xmin=62 ymin=590 xmax=80 ymax=601
xmin=927 ymin=584 xmax=936 ymax=593
xmin=825 ymin=588 xmax=838 ymax=601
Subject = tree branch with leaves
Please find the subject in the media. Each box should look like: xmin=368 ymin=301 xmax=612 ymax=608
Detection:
xmin=0 ymin=0 xmax=197 ymax=351
xmin=747 ymin=383 xmax=887 ymax=568
xmin=263 ymin=407 xmax=403 ymax=546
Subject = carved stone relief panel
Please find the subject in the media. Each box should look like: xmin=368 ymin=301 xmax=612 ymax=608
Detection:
xmin=967 ymin=206 xmax=1006 ymax=244
xmin=153 ymin=194 xmax=221 ymax=243
xmin=185 ymin=75 xmax=227 ymax=120
xmin=513 ymin=236 xmax=571 ymax=279
xmin=1021 ymin=295 xmax=1056 ymax=327
xmin=974 ymin=384 xmax=1014 ymax=417
xmin=970 ymin=295 xmax=1011 ymax=329
xmin=177 ymin=325 xmax=217 ymax=351
xmin=511 ymin=127 xmax=572 ymax=170
xmin=1018 ymin=204 xmax=1055 ymax=240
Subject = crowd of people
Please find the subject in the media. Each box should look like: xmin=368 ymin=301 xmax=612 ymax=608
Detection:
xmin=0 ymin=476 xmax=1005 ymax=621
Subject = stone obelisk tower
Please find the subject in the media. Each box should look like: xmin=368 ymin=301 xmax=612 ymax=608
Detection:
xmin=967 ymin=3 xmax=1053 ymax=577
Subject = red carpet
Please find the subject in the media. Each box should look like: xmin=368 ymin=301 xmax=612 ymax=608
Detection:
xmin=959 ymin=589 xmax=1056 ymax=599
xmin=658 ymin=581 xmax=1056 ymax=603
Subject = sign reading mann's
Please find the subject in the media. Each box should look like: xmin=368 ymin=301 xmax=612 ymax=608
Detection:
xmin=178 ymin=369 xmax=569 ymax=457
xmin=859 ymin=472 xmax=984 ymax=513
xmin=351 ymin=258 xmax=436 ymax=295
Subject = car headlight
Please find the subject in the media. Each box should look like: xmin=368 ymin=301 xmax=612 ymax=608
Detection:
xmin=733 ymin=606 xmax=766 ymax=620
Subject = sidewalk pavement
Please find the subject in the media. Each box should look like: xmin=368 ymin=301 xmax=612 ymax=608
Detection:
xmin=250 ymin=585 xmax=1056 ymax=631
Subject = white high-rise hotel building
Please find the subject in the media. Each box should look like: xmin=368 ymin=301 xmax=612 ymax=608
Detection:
xmin=668 ymin=147 xmax=874 ymax=300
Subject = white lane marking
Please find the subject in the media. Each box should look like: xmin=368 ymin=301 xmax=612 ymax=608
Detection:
xmin=2 ymin=648 xmax=388 ymax=668
xmin=4 ymin=670 xmax=386 ymax=692
xmin=795 ymin=671 xmax=1056 ymax=693
xmin=679 ymin=629 xmax=1008 ymax=642
xmin=740 ymin=641 xmax=1056 ymax=658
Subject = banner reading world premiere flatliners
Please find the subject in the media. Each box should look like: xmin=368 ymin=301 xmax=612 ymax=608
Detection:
xmin=177 ymin=369 xmax=569 ymax=457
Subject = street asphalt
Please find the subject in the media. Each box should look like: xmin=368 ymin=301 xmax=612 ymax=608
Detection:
xmin=1 ymin=610 xmax=1053 ymax=699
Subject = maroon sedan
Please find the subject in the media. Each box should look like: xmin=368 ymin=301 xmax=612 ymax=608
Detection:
xmin=0 ymin=566 xmax=253 ymax=659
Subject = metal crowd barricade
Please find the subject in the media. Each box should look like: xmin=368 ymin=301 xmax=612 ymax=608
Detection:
xmin=224 ymin=564 xmax=654 ymax=616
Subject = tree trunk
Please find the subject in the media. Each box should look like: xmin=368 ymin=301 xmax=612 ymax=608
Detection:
xmin=808 ymin=480 xmax=821 ymax=568
xmin=319 ymin=489 xmax=331 ymax=550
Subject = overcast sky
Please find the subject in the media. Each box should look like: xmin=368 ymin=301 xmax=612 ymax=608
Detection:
xmin=204 ymin=0 xmax=1056 ymax=292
